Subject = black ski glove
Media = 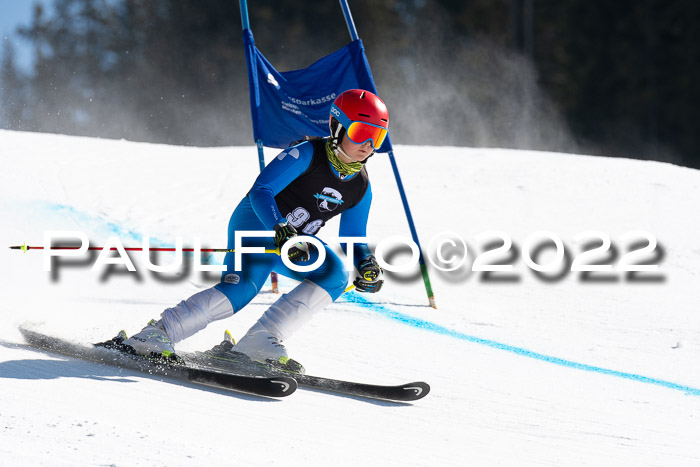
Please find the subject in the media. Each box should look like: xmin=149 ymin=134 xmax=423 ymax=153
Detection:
xmin=274 ymin=222 xmax=311 ymax=263
xmin=353 ymin=255 xmax=384 ymax=293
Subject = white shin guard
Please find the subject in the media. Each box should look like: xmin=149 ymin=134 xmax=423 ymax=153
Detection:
xmin=254 ymin=279 xmax=332 ymax=342
xmin=160 ymin=287 xmax=233 ymax=343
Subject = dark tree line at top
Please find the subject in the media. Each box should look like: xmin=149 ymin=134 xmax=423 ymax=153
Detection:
xmin=1 ymin=0 xmax=698 ymax=168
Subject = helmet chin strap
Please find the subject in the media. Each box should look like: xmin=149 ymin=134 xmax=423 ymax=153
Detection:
xmin=336 ymin=145 xmax=354 ymax=163
xmin=336 ymin=138 xmax=375 ymax=162
xmin=330 ymin=119 xmax=343 ymax=151
xmin=337 ymin=144 xmax=374 ymax=164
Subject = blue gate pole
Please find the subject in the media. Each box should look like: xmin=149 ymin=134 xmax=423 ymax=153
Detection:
xmin=239 ymin=0 xmax=279 ymax=292
xmin=339 ymin=0 xmax=359 ymax=41
xmin=240 ymin=0 xmax=250 ymax=29
xmin=338 ymin=0 xmax=436 ymax=308
xmin=385 ymin=145 xmax=436 ymax=308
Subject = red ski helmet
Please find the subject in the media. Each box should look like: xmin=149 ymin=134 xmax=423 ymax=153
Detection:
xmin=329 ymin=89 xmax=389 ymax=151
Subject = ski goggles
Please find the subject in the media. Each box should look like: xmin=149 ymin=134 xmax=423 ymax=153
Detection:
xmin=331 ymin=104 xmax=388 ymax=150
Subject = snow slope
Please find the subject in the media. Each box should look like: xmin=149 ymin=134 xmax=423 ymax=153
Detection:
xmin=1 ymin=129 xmax=699 ymax=466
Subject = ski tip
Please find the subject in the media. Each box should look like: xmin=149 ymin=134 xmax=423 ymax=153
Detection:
xmin=269 ymin=376 xmax=298 ymax=397
xmin=402 ymin=382 xmax=430 ymax=401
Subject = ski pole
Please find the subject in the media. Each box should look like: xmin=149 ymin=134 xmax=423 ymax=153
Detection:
xmin=9 ymin=243 xmax=280 ymax=254
xmin=11 ymin=243 xmax=359 ymax=293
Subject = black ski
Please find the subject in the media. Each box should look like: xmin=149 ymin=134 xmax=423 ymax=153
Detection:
xmin=18 ymin=327 xmax=297 ymax=398
xmin=292 ymin=374 xmax=429 ymax=402
xmin=189 ymin=347 xmax=430 ymax=402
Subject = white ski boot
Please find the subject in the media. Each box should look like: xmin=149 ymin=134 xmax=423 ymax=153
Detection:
xmin=233 ymin=280 xmax=332 ymax=374
xmin=122 ymin=319 xmax=177 ymax=360
xmin=234 ymin=324 xmax=304 ymax=374
xmin=234 ymin=323 xmax=289 ymax=360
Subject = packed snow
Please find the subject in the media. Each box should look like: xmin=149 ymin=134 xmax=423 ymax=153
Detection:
xmin=1 ymin=129 xmax=699 ymax=466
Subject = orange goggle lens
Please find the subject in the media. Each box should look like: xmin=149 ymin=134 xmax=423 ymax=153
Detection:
xmin=345 ymin=121 xmax=388 ymax=149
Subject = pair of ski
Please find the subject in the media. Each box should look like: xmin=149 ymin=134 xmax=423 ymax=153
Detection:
xmin=19 ymin=327 xmax=429 ymax=402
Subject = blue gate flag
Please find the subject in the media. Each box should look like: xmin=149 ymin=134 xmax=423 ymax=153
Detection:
xmin=242 ymin=29 xmax=392 ymax=152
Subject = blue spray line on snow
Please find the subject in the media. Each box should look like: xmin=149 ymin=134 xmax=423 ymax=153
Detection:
xmin=38 ymin=201 xmax=700 ymax=396
xmin=40 ymin=202 xmax=228 ymax=264
xmin=38 ymin=202 xmax=145 ymax=245
xmin=343 ymin=293 xmax=700 ymax=397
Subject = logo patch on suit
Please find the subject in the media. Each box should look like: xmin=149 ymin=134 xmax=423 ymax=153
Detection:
xmin=314 ymin=187 xmax=344 ymax=212
xmin=224 ymin=274 xmax=241 ymax=285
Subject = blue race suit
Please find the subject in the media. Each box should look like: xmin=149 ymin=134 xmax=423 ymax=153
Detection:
xmin=214 ymin=138 xmax=373 ymax=312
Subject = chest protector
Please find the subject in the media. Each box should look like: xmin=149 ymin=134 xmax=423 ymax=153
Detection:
xmin=275 ymin=139 xmax=369 ymax=235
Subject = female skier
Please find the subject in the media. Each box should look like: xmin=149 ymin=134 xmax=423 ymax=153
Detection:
xmin=121 ymin=89 xmax=389 ymax=372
